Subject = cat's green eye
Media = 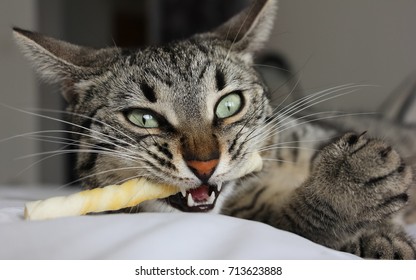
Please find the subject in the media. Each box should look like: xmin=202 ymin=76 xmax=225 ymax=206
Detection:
xmin=215 ymin=92 xmax=243 ymax=119
xmin=126 ymin=109 xmax=159 ymax=128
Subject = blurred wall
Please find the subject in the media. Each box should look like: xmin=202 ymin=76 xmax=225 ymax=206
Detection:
xmin=36 ymin=0 xmax=114 ymax=186
xmin=0 ymin=0 xmax=39 ymax=185
xmin=268 ymin=0 xmax=416 ymax=111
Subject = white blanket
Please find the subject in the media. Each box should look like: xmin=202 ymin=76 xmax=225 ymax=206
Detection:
xmin=2 ymin=185 xmax=410 ymax=260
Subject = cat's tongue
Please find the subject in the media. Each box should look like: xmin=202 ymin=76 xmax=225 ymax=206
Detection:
xmin=189 ymin=185 xmax=210 ymax=202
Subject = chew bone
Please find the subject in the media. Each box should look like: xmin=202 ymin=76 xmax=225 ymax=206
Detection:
xmin=24 ymin=152 xmax=263 ymax=221
xmin=24 ymin=178 xmax=179 ymax=221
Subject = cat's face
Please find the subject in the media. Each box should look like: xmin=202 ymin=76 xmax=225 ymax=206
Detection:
xmin=70 ymin=38 xmax=270 ymax=213
xmin=13 ymin=0 xmax=277 ymax=213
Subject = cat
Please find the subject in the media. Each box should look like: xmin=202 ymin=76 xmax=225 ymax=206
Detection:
xmin=13 ymin=0 xmax=416 ymax=259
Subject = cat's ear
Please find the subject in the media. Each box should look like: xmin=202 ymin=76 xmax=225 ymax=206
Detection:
xmin=212 ymin=0 xmax=277 ymax=62
xmin=12 ymin=27 xmax=117 ymax=102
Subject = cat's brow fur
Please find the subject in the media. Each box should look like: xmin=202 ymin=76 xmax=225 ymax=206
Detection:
xmin=13 ymin=0 xmax=416 ymax=259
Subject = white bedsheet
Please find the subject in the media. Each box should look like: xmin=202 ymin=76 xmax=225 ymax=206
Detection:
xmin=2 ymin=185 xmax=406 ymax=260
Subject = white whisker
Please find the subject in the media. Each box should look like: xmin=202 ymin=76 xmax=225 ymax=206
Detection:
xmin=245 ymin=84 xmax=356 ymax=144
xmin=256 ymin=136 xmax=340 ymax=148
xmin=251 ymin=85 xmax=376 ymax=144
xmin=0 ymin=104 xmax=136 ymax=149
xmin=256 ymin=112 xmax=376 ymax=146
xmin=257 ymin=146 xmax=318 ymax=153
xmin=258 ymin=157 xmax=296 ymax=164
xmin=34 ymin=108 xmax=139 ymax=146
xmin=3 ymin=129 xmax=135 ymax=155
xmin=271 ymin=75 xmax=303 ymax=115
xmin=60 ymin=166 xmax=153 ymax=188
xmin=23 ymin=135 xmax=101 ymax=150
xmin=224 ymin=2 xmax=255 ymax=64
xmin=253 ymin=64 xmax=291 ymax=72
xmin=252 ymin=110 xmax=343 ymax=144
xmin=16 ymin=149 xmax=140 ymax=162
xmin=15 ymin=147 xmax=147 ymax=180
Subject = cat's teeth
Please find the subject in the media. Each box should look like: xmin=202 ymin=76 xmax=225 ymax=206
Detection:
xmin=180 ymin=189 xmax=187 ymax=197
xmin=217 ymin=183 xmax=222 ymax=192
xmin=207 ymin=192 xmax=216 ymax=204
xmin=187 ymin=194 xmax=195 ymax=207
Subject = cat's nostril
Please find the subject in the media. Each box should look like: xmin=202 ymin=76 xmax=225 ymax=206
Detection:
xmin=186 ymin=159 xmax=219 ymax=182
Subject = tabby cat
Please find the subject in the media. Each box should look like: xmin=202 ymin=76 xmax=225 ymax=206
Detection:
xmin=13 ymin=0 xmax=416 ymax=259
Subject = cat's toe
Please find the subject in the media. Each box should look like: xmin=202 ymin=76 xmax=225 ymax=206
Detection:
xmin=344 ymin=136 xmax=409 ymax=184
xmin=315 ymin=132 xmax=413 ymax=219
xmin=320 ymin=133 xmax=412 ymax=189
xmin=343 ymin=137 xmax=412 ymax=213
xmin=358 ymin=229 xmax=416 ymax=259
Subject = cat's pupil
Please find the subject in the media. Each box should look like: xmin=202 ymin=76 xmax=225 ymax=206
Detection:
xmin=126 ymin=109 xmax=159 ymax=128
xmin=216 ymin=93 xmax=242 ymax=119
xmin=225 ymin=101 xmax=234 ymax=112
xmin=142 ymin=114 xmax=152 ymax=125
xmin=140 ymin=113 xmax=158 ymax=128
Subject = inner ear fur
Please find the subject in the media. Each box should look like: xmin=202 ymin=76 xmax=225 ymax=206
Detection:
xmin=13 ymin=27 xmax=118 ymax=102
xmin=210 ymin=0 xmax=277 ymax=60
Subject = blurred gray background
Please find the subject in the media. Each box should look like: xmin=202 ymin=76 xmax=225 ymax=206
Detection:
xmin=1 ymin=0 xmax=416 ymax=186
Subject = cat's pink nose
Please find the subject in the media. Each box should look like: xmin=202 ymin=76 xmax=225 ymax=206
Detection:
xmin=186 ymin=159 xmax=219 ymax=181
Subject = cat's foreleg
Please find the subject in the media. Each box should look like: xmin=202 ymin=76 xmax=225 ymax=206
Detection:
xmin=271 ymin=133 xmax=416 ymax=259
xmin=338 ymin=222 xmax=415 ymax=259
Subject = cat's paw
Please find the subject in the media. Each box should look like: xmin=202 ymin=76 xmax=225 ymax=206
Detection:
xmin=340 ymin=226 xmax=416 ymax=259
xmin=314 ymin=132 xmax=413 ymax=220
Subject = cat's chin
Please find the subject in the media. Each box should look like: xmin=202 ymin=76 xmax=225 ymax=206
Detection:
xmin=164 ymin=183 xmax=223 ymax=212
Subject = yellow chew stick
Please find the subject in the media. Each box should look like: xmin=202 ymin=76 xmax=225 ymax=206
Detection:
xmin=24 ymin=178 xmax=179 ymax=221
xmin=24 ymin=152 xmax=263 ymax=221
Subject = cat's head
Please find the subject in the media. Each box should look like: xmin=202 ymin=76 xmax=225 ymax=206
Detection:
xmin=13 ymin=0 xmax=277 ymax=213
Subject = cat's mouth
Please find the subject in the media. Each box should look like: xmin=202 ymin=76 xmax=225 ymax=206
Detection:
xmin=165 ymin=183 xmax=222 ymax=212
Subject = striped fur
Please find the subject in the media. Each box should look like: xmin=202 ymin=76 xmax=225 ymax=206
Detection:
xmin=14 ymin=0 xmax=416 ymax=259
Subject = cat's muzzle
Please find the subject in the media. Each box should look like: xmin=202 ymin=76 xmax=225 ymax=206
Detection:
xmin=165 ymin=183 xmax=222 ymax=212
